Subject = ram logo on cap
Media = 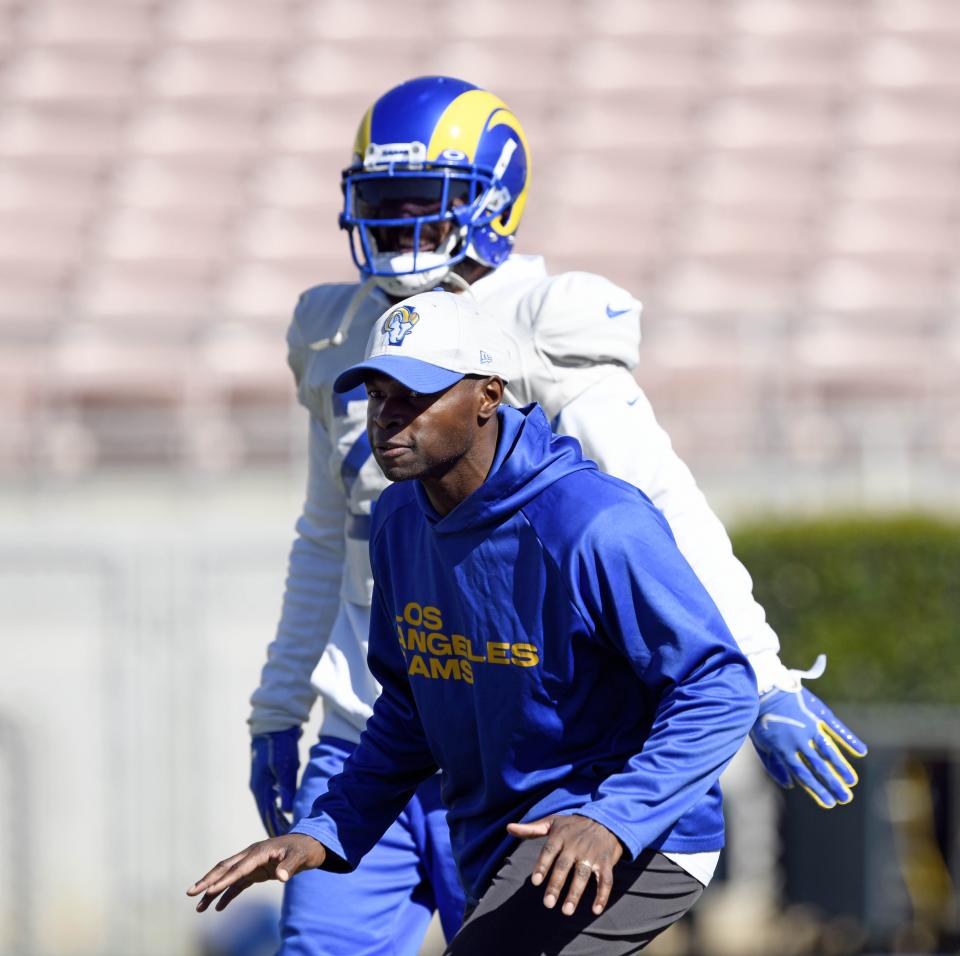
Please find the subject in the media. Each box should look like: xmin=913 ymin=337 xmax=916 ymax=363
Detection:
xmin=382 ymin=306 xmax=420 ymax=347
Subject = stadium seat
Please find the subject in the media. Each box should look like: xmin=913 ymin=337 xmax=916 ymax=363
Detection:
xmin=702 ymin=95 xmax=838 ymax=152
xmin=97 ymin=208 xmax=232 ymax=265
xmin=0 ymin=104 xmax=125 ymax=158
xmin=112 ymin=156 xmax=249 ymax=212
xmin=835 ymin=149 xmax=960 ymax=205
xmin=0 ymin=157 xmax=104 ymax=215
xmin=0 ymin=263 xmax=69 ymax=324
xmin=20 ymin=0 xmax=155 ymax=47
xmin=287 ymin=42 xmax=436 ymax=98
xmin=3 ymin=49 xmax=142 ymax=104
xmin=723 ymin=35 xmax=855 ymax=94
xmin=692 ymin=152 xmax=828 ymax=212
xmin=655 ymin=259 xmax=800 ymax=315
xmin=557 ymin=94 xmax=700 ymax=154
xmin=74 ymin=262 xmax=217 ymax=322
xmin=267 ymin=100 xmax=366 ymax=156
xmin=677 ymin=206 xmax=818 ymax=267
xmin=808 ymin=257 xmax=950 ymax=314
xmin=875 ymin=0 xmax=960 ymax=37
xmin=861 ymin=37 xmax=960 ymax=93
xmin=144 ymin=47 xmax=282 ymax=102
xmin=443 ymin=0 xmax=581 ymax=40
xmin=300 ymin=0 xmax=439 ymax=40
xmin=252 ymin=155 xmax=342 ymax=211
xmin=849 ymin=94 xmax=960 ymax=149
xmin=567 ymin=39 xmax=711 ymax=96
xmin=0 ymin=212 xmax=86 ymax=267
xmin=823 ymin=203 xmax=955 ymax=267
xmin=162 ymin=0 xmax=295 ymax=46
xmin=415 ymin=41 xmax=563 ymax=97
xmin=588 ymin=0 xmax=726 ymax=38
xmin=127 ymin=104 xmax=265 ymax=157
xmin=732 ymin=0 xmax=864 ymax=37
xmin=217 ymin=260 xmax=351 ymax=322
xmin=236 ymin=208 xmax=334 ymax=261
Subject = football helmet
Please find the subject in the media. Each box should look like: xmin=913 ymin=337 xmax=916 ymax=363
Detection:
xmin=340 ymin=76 xmax=530 ymax=297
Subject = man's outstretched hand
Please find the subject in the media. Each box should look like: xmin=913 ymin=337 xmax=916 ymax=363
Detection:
xmin=187 ymin=834 xmax=327 ymax=913
xmin=508 ymin=813 xmax=623 ymax=917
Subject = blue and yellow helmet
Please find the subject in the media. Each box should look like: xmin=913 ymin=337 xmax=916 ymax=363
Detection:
xmin=340 ymin=76 xmax=530 ymax=296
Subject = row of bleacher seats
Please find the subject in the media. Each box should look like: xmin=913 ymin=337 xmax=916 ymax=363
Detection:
xmin=2 ymin=313 xmax=955 ymax=471
xmin=6 ymin=41 xmax=960 ymax=102
xmin=6 ymin=0 xmax=960 ymax=45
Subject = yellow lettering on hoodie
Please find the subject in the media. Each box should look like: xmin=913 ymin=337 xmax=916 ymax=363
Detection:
xmin=511 ymin=643 xmax=540 ymax=667
xmin=422 ymin=605 xmax=443 ymax=631
xmin=408 ymin=655 xmax=429 ymax=678
xmin=429 ymin=657 xmax=461 ymax=681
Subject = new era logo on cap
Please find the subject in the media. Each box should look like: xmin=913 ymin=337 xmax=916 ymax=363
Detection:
xmin=333 ymin=291 xmax=518 ymax=395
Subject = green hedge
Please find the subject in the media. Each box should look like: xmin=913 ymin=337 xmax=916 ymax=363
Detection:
xmin=731 ymin=515 xmax=960 ymax=704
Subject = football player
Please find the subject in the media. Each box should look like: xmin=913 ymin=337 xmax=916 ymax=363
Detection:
xmin=248 ymin=76 xmax=867 ymax=955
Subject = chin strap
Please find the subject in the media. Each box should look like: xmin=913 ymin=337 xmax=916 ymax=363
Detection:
xmin=441 ymin=270 xmax=475 ymax=297
xmin=308 ymin=277 xmax=379 ymax=351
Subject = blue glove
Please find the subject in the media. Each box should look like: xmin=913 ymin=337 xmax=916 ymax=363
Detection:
xmin=250 ymin=727 xmax=302 ymax=836
xmin=750 ymin=655 xmax=867 ymax=809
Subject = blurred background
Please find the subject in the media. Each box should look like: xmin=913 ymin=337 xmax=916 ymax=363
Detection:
xmin=0 ymin=0 xmax=958 ymax=954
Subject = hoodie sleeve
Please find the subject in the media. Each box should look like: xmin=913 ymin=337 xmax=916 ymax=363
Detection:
xmin=290 ymin=581 xmax=439 ymax=867
xmin=568 ymin=495 xmax=759 ymax=859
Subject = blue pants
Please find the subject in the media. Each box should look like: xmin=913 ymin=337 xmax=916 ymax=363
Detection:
xmin=278 ymin=736 xmax=466 ymax=956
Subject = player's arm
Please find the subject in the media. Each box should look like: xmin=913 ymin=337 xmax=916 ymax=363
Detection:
xmin=248 ymin=414 xmax=347 ymax=835
xmin=554 ymin=370 xmax=866 ymax=806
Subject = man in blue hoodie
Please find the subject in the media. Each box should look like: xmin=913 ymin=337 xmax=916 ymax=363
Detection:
xmin=189 ymin=291 xmax=760 ymax=953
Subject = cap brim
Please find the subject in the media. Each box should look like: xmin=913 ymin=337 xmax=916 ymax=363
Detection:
xmin=333 ymin=356 xmax=466 ymax=394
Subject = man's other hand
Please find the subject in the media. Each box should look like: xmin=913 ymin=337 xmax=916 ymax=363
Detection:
xmin=187 ymin=833 xmax=327 ymax=913
xmin=507 ymin=813 xmax=623 ymax=917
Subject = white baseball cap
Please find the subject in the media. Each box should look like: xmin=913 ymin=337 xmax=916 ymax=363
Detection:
xmin=333 ymin=290 xmax=517 ymax=394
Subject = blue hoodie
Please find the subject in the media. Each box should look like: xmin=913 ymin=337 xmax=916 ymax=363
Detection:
xmin=292 ymin=404 xmax=759 ymax=903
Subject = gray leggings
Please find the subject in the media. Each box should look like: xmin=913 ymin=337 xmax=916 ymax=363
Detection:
xmin=443 ymin=838 xmax=703 ymax=956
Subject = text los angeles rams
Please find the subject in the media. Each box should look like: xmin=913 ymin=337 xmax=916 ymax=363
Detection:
xmin=395 ymin=601 xmax=539 ymax=685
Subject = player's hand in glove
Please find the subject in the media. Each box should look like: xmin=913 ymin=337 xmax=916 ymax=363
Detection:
xmin=751 ymin=655 xmax=867 ymax=809
xmin=250 ymin=727 xmax=302 ymax=836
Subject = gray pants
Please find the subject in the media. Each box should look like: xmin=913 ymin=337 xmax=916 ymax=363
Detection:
xmin=444 ymin=838 xmax=703 ymax=955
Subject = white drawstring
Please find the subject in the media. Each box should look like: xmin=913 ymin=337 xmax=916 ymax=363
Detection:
xmin=308 ymin=277 xmax=379 ymax=351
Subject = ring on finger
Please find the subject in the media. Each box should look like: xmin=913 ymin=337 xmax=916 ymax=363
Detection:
xmin=575 ymin=859 xmax=594 ymax=872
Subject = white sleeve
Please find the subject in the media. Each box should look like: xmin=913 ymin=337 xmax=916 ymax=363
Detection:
xmin=248 ymin=414 xmax=346 ymax=734
xmin=553 ymin=367 xmax=791 ymax=693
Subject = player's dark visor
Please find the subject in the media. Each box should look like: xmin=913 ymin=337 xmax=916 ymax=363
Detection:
xmin=352 ymin=177 xmax=475 ymax=220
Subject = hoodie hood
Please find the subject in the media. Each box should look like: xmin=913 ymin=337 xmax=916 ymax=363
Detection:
xmin=414 ymin=404 xmax=597 ymax=535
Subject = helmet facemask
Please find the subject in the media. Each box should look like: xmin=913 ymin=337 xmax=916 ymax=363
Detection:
xmin=341 ymin=159 xmax=515 ymax=297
